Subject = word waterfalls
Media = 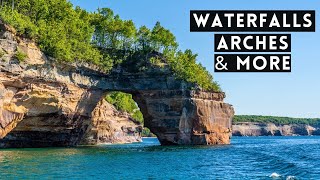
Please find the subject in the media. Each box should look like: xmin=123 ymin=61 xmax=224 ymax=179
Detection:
xmin=190 ymin=10 xmax=315 ymax=72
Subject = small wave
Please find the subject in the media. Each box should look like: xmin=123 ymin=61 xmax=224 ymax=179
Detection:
xmin=270 ymin=172 xmax=281 ymax=178
xmin=286 ymin=176 xmax=297 ymax=180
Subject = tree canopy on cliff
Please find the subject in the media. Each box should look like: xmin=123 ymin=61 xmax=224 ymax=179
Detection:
xmin=0 ymin=0 xmax=221 ymax=92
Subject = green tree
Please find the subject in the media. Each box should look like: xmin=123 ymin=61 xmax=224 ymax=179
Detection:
xmin=92 ymin=8 xmax=136 ymax=50
xmin=137 ymin=25 xmax=152 ymax=51
xmin=91 ymin=8 xmax=114 ymax=47
xmin=120 ymin=19 xmax=136 ymax=50
xmin=150 ymin=22 xmax=178 ymax=52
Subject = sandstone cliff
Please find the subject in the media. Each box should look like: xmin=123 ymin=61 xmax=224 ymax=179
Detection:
xmin=0 ymin=22 xmax=141 ymax=147
xmin=232 ymin=122 xmax=320 ymax=136
xmin=0 ymin=21 xmax=234 ymax=147
xmin=0 ymin=69 xmax=142 ymax=147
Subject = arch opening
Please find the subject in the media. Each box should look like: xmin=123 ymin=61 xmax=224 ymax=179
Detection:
xmin=103 ymin=91 xmax=157 ymax=139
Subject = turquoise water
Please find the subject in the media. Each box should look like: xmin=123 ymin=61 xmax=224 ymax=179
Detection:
xmin=0 ymin=137 xmax=320 ymax=179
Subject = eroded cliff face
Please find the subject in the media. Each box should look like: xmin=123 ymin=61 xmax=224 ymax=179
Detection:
xmin=0 ymin=82 xmax=26 ymax=139
xmin=232 ymin=122 xmax=320 ymax=136
xmin=0 ymin=21 xmax=234 ymax=147
xmin=0 ymin=22 xmax=142 ymax=147
xmin=84 ymin=98 xmax=142 ymax=145
xmin=0 ymin=76 xmax=142 ymax=147
xmin=133 ymin=90 xmax=234 ymax=145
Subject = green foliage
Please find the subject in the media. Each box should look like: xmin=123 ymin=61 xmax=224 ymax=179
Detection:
xmin=137 ymin=26 xmax=152 ymax=51
xmin=150 ymin=22 xmax=178 ymax=52
xmin=0 ymin=49 xmax=5 ymax=58
xmin=164 ymin=49 xmax=221 ymax=91
xmin=15 ymin=50 xmax=27 ymax=62
xmin=233 ymin=115 xmax=320 ymax=126
xmin=92 ymin=8 xmax=137 ymax=50
xmin=132 ymin=111 xmax=144 ymax=124
xmin=91 ymin=8 xmax=137 ymax=66
xmin=0 ymin=0 xmax=220 ymax=91
xmin=0 ymin=0 xmax=107 ymax=68
xmin=141 ymin=127 xmax=156 ymax=137
xmin=106 ymin=91 xmax=136 ymax=112
xmin=0 ymin=7 xmax=38 ymax=38
xmin=149 ymin=57 xmax=165 ymax=68
xmin=106 ymin=91 xmax=144 ymax=124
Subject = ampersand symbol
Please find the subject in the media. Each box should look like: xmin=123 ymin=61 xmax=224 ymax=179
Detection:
xmin=215 ymin=56 xmax=228 ymax=70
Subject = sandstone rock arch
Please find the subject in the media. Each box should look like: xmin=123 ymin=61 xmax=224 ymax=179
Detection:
xmin=0 ymin=22 xmax=234 ymax=148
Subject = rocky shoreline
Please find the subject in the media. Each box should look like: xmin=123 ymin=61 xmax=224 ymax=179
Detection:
xmin=232 ymin=122 xmax=320 ymax=136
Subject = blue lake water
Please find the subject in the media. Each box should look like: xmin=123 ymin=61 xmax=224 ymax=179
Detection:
xmin=0 ymin=136 xmax=320 ymax=179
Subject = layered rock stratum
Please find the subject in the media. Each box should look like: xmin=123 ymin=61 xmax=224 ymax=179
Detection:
xmin=232 ymin=122 xmax=320 ymax=136
xmin=0 ymin=21 xmax=234 ymax=147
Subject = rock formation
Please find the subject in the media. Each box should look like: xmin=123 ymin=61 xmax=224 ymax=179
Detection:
xmin=232 ymin=122 xmax=320 ymax=136
xmin=0 ymin=21 xmax=234 ymax=147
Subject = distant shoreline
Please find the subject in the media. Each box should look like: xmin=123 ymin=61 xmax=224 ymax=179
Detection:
xmin=232 ymin=115 xmax=320 ymax=136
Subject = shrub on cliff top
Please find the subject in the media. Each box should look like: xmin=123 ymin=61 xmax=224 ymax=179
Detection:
xmin=164 ymin=49 xmax=221 ymax=91
xmin=0 ymin=0 xmax=221 ymax=92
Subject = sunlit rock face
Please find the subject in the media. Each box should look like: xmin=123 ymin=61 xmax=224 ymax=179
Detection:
xmin=0 ymin=77 xmax=142 ymax=148
xmin=0 ymin=21 xmax=234 ymax=147
xmin=134 ymin=91 xmax=234 ymax=145
xmin=232 ymin=122 xmax=320 ymax=136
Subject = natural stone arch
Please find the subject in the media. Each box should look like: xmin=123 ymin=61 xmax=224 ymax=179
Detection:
xmin=0 ymin=22 xmax=234 ymax=147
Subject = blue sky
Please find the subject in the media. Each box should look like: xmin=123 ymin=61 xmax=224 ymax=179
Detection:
xmin=70 ymin=0 xmax=320 ymax=118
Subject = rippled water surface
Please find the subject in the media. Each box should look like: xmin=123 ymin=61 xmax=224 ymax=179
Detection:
xmin=1 ymin=136 xmax=320 ymax=179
